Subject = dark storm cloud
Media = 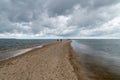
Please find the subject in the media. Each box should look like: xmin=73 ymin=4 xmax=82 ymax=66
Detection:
xmin=0 ymin=0 xmax=120 ymax=38
xmin=78 ymin=0 xmax=120 ymax=9
xmin=46 ymin=0 xmax=120 ymax=15
xmin=45 ymin=0 xmax=78 ymax=15
xmin=9 ymin=0 xmax=44 ymax=22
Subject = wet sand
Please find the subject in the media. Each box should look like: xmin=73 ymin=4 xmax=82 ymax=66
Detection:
xmin=0 ymin=45 xmax=43 ymax=61
xmin=0 ymin=41 xmax=89 ymax=80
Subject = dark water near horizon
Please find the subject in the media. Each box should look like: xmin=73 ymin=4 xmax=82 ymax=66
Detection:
xmin=71 ymin=39 xmax=120 ymax=79
xmin=0 ymin=39 xmax=56 ymax=51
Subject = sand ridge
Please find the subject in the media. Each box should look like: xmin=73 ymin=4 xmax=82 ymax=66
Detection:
xmin=0 ymin=41 xmax=89 ymax=80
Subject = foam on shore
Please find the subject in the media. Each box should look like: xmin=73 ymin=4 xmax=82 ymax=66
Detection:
xmin=0 ymin=45 xmax=43 ymax=61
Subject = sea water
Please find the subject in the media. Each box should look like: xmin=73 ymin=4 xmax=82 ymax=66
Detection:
xmin=71 ymin=39 xmax=120 ymax=75
xmin=0 ymin=39 xmax=56 ymax=51
xmin=0 ymin=39 xmax=56 ymax=61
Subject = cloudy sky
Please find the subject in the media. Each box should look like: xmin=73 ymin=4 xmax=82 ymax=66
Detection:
xmin=0 ymin=0 xmax=120 ymax=39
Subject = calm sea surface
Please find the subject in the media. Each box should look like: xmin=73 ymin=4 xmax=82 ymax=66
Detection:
xmin=0 ymin=39 xmax=56 ymax=51
xmin=71 ymin=39 xmax=120 ymax=77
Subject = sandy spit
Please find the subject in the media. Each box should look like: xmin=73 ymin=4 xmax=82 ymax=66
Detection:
xmin=0 ymin=41 xmax=89 ymax=80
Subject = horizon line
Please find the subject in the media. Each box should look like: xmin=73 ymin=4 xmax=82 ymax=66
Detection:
xmin=0 ymin=37 xmax=120 ymax=39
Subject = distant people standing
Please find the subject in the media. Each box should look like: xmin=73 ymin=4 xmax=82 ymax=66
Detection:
xmin=57 ymin=39 xmax=62 ymax=42
xmin=60 ymin=39 xmax=62 ymax=42
xmin=57 ymin=39 xmax=60 ymax=42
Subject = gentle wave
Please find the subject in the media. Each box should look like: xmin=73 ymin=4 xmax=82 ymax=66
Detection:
xmin=0 ymin=45 xmax=43 ymax=61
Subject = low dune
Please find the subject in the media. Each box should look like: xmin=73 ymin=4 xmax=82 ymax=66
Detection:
xmin=0 ymin=41 xmax=89 ymax=80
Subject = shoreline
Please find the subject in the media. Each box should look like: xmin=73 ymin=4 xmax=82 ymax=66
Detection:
xmin=0 ymin=45 xmax=43 ymax=61
xmin=0 ymin=40 xmax=57 ymax=54
xmin=0 ymin=40 xmax=85 ymax=80
xmin=0 ymin=44 xmax=42 ymax=54
xmin=0 ymin=41 xmax=120 ymax=80
xmin=0 ymin=41 xmax=60 ymax=61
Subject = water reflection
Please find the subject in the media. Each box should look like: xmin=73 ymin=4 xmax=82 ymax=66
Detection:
xmin=71 ymin=40 xmax=120 ymax=80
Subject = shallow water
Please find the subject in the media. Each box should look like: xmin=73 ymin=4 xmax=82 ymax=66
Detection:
xmin=0 ymin=45 xmax=43 ymax=61
xmin=0 ymin=49 xmax=32 ymax=61
xmin=71 ymin=39 xmax=120 ymax=79
xmin=0 ymin=39 xmax=56 ymax=61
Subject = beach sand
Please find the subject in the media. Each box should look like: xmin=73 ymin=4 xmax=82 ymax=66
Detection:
xmin=0 ymin=41 xmax=89 ymax=80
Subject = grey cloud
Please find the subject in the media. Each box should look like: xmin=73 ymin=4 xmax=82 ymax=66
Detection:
xmin=0 ymin=0 xmax=120 ymax=38
xmin=91 ymin=0 xmax=120 ymax=8
xmin=79 ymin=0 xmax=120 ymax=9
xmin=1 ymin=0 xmax=119 ymax=22
xmin=46 ymin=0 xmax=120 ymax=16
xmin=67 ymin=1 xmax=120 ymax=30
xmin=45 ymin=0 xmax=78 ymax=16
xmin=6 ymin=0 xmax=44 ymax=22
